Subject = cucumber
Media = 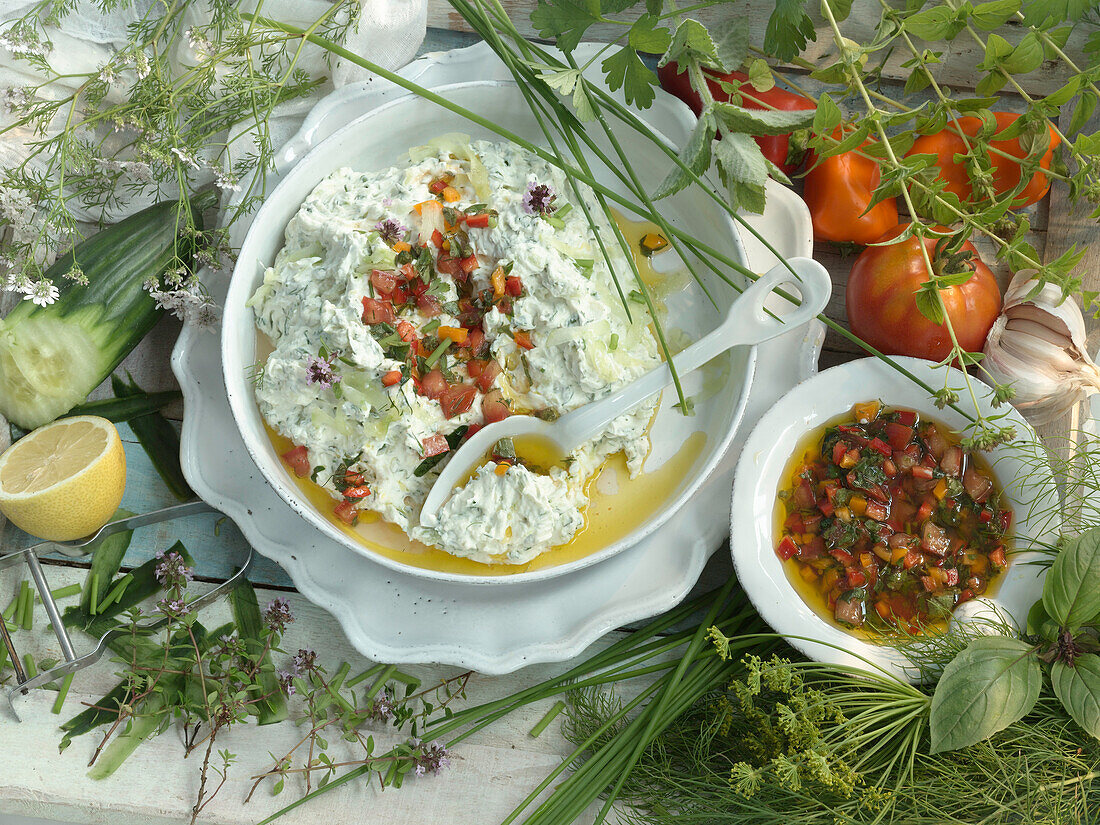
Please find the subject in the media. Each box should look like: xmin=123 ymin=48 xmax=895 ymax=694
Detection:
xmin=0 ymin=196 xmax=210 ymax=429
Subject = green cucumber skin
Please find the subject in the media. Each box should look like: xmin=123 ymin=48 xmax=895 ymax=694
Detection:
xmin=0 ymin=198 xmax=205 ymax=428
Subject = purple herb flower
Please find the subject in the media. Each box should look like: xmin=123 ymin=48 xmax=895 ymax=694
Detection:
xmin=411 ymin=739 xmax=451 ymax=776
xmin=264 ymin=598 xmax=295 ymax=634
xmin=522 ymin=181 xmax=556 ymax=216
xmin=374 ymin=218 xmax=406 ymax=245
xmin=154 ymin=550 xmax=194 ymax=589
xmin=305 ymin=354 xmax=340 ymax=389
xmin=158 ymin=597 xmax=190 ymax=618
xmin=367 ymin=692 xmax=395 ymax=722
xmin=293 ymin=648 xmax=317 ymax=673
xmin=277 ymin=668 xmax=297 ymax=696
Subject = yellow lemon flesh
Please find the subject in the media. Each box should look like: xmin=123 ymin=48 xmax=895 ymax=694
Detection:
xmin=0 ymin=415 xmax=126 ymax=541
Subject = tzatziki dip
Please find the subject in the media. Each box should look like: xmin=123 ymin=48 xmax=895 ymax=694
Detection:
xmin=250 ymin=135 xmax=661 ymax=565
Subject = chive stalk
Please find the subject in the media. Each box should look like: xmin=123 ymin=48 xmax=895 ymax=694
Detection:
xmin=22 ymin=654 xmax=37 ymax=679
xmin=51 ymin=584 xmax=83 ymax=600
xmin=52 ymin=672 xmax=75 ymax=714
xmin=88 ymin=573 xmax=100 ymax=616
xmin=20 ymin=584 xmax=34 ymax=630
xmin=529 ymin=701 xmax=565 ymax=738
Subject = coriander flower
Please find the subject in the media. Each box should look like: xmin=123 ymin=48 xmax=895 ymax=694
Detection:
xmin=25 ymin=279 xmax=59 ymax=306
xmin=264 ymin=598 xmax=295 ymax=634
xmin=522 ymin=181 xmax=556 ymax=216
xmin=305 ymin=354 xmax=340 ymax=389
xmin=170 ymin=147 xmax=200 ymax=170
xmin=2 ymin=86 xmax=31 ymax=113
xmin=374 ymin=218 xmax=406 ymax=245
xmin=214 ymin=169 xmax=241 ymax=193
xmin=98 ymin=63 xmax=117 ymax=85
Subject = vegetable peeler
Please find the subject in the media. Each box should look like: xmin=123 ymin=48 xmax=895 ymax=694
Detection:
xmin=0 ymin=500 xmax=253 ymax=721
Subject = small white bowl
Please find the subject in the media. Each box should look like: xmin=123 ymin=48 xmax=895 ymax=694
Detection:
xmin=730 ymin=356 xmax=1057 ymax=681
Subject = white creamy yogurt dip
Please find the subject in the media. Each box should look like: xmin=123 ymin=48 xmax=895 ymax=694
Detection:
xmin=250 ymin=135 xmax=661 ymax=565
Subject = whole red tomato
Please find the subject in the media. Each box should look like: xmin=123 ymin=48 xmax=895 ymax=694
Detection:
xmin=905 ymin=112 xmax=1060 ymax=208
xmin=656 ymin=63 xmax=815 ymax=174
xmin=846 ymin=224 xmax=1002 ymax=361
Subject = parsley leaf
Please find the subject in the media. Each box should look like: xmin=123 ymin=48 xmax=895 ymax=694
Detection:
xmin=602 ymin=46 xmax=660 ymax=108
xmin=530 ymin=0 xmax=602 ymax=53
xmin=764 ymin=0 xmax=816 ymax=62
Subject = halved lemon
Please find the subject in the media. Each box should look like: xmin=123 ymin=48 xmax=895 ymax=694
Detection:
xmin=0 ymin=415 xmax=126 ymax=541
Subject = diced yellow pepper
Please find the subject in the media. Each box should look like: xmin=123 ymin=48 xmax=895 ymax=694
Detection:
xmin=933 ymin=478 xmax=948 ymax=500
xmin=852 ymin=401 xmax=880 ymax=423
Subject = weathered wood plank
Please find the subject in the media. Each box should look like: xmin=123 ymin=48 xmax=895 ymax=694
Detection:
xmin=426 ymin=0 xmax=1090 ymax=95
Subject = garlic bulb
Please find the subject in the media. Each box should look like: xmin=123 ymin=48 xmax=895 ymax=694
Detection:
xmin=982 ymin=269 xmax=1100 ymax=426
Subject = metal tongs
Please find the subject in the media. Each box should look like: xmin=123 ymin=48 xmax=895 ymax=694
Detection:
xmin=1 ymin=501 xmax=253 ymax=720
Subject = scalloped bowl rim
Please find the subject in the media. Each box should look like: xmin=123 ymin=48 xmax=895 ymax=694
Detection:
xmin=220 ymin=79 xmax=756 ymax=586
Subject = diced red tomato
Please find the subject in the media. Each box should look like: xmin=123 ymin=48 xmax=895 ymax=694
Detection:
xmin=944 ymin=567 xmax=960 ymax=586
xmin=884 ymin=422 xmax=914 ymax=450
xmin=832 ymin=440 xmax=849 ymax=465
xmin=400 ymin=262 xmax=416 ymax=280
xmin=513 ymin=330 xmax=534 ymax=349
xmin=381 ymin=370 xmax=402 ymax=387
xmin=798 ymin=536 xmax=826 ymax=560
xmin=911 ymin=465 xmax=934 ymax=480
xmin=785 ymin=513 xmax=806 ymax=533
xmin=436 ymin=256 xmax=464 ymax=279
xmin=883 ymin=458 xmax=897 ymax=477
xmin=896 ymin=410 xmax=917 ymax=426
xmin=482 ymin=388 xmax=510 ymax=423
xmin=474 ymin=358 xmax=501 ymax=393
xmin=920 ymin=575 xmax=937 ymax=592
xmin=281 ymin=445 xmax=310 ymax=478
xmin=999 ymin=510 xmax=1013 ymax=532
xmin=777 ymin=536 xmax=799 ymax=561
xmin=431 ymin=228 xmax=444 ymax=248
xmin=361 ymin=297 xmax=396 ymax=325
xmin=978 ymin=508 xmax=993 ymax=523
xmin=333 ymin=500 xmax=358 ymax=524
xmin=440 ymin=384 xmax=478 ymax=419
xmin=417 ymin=294 xmax=442 ymax=316
xmin=958 ymin=588 xmax=975 ymax=604
xmin=505 ymin=276 xmax=523 ymax=297
xmin=396 ymin=320 xmax=417 ymax=342
xmin=868 ymin=437 xmax=891 ymax=457
xmin=902 ymin=549 xmax=924 ymax=570
xmin=343 ymin=485 xmax=371 ymax=500
xmin=818 ymin=499 xmax=835 ymax=517
xmin=865 ymin=500 xmax=889 ymax=521
xmin=465 ymin=212 xmax=491 ymax=229
xmin=830 ymin=548 xmax=855 ymax=567
xmin=917 ymin=498 xmax=935 ymax=522
xmin=464 ymin=327 xmax=486 ymax=356
xmin=460 ymin=254 xmax=478 ymax=275
xmin=419 ymin=369 xmax=447 ymax=400
xmin=464 ymin=423 xmax=483 ymax=440
xmin=429 ymin=178 xmax=449 ymax=194
xmin=371 ymin=269 xmax=398 ymax=295
xmin=990 ymin=546 xmax=1007 ymax=568
xmin=422 ymin=434 xmax=450 ymax=458
xmin=847 ymin=569 xmax=867 ymax=588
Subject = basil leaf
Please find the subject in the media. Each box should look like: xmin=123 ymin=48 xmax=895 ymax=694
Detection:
xmin=1043 ymin=527 xmax=1100 ymax=630
xmin=1052 ymin=655 xmax=1100 ymax=740
xmin=929 ymin=636 xmax=1041 ymax=754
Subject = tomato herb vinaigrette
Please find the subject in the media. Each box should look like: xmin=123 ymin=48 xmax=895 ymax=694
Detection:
xmin=775 ymin=402 xmax=1011 ymax=633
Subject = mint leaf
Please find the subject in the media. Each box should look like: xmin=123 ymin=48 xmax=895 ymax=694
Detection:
xmin=971 ymin=0 xmax=1022 ymax=30
xmin=715 ymin=18 xmax=751 ymax=70
xmin=714 ymin=131 xmax=769 ymax=211
xmin=628 ymin=13 xmax=671 ymax=54
xmin=929 ymin=637 xmax=1041 ymax=754
xmin=602 ymin=46 xmax=660 ymax=108
xmin=713 ymin=101 xmax=815 ymax=136
xmin=764 ymin=0 xmax=815 ymax=61
xmin=530 ymin=0 xmax=602 ymax=53
xmin=653 ymin=110 xmax=716 ymax=199
xmin=661 ymin=18 xmax=723 ymax=69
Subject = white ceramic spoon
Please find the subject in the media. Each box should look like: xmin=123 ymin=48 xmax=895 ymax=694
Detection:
xmin=419 ymin=257 xmax=832 ymax=522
